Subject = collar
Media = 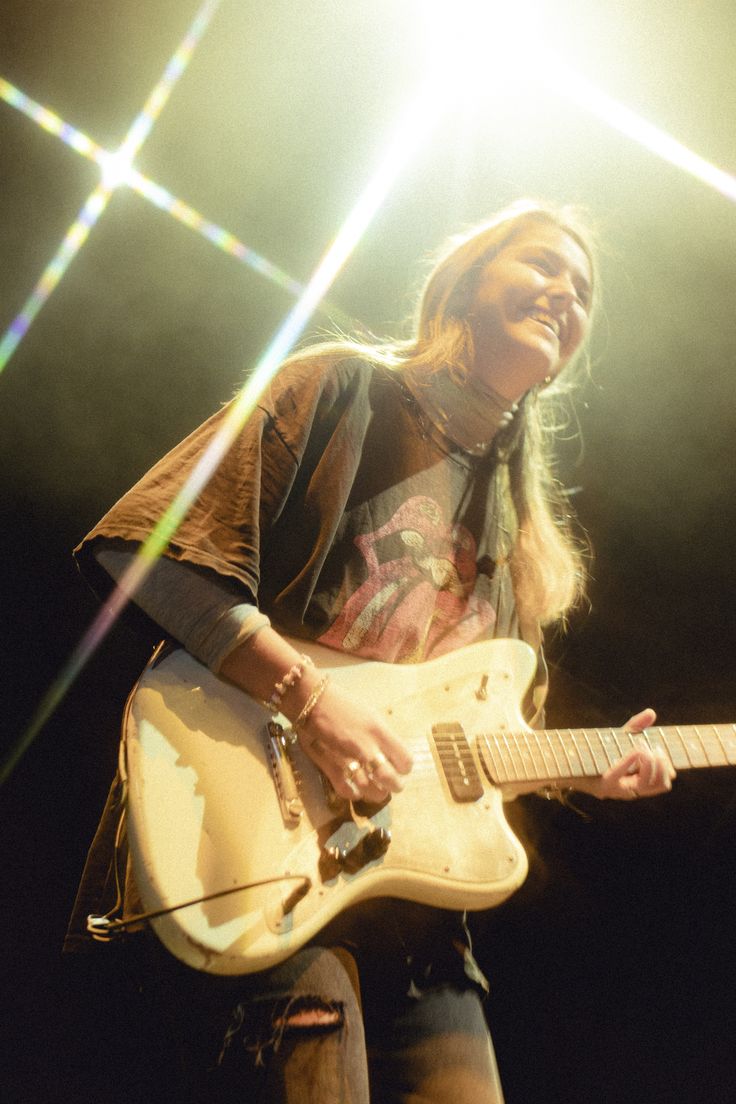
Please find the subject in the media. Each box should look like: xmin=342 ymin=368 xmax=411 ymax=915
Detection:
xmin=402 ymin=366 xmax=517 ymax=456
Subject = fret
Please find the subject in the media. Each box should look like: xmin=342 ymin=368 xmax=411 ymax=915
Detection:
xmin=569 ymin=730 xmax=598 ymax=777
xmin=679 ymin=725 xmax=722 ymax=768
xmin=711 ymin=723 xmax=736 ymax=766
xmin=501 ymin=730 xmax=529 ymax=783
xmin=546 ymin=730 xmax=569 ymax=778
xmin=525 ymin=730 xmax=549 ymax=779
xmin=544 ymin=729 xmax=570 ymax=776
xmin=481 ymin=732 xmax=508 ymax=784
xmin=675 ymin=726 xmax=709 ymax=769
xmin=721 ymin=724 xmax=736 ymax=763
xmin=496 ymin=731 xmax=517 ymax=783
xmin=511 ymin=732 xmax=542 ymax=782
xmin=660 ymin=727 xmax=691 ymax=770
xmin=707 ymin=724 xmax=730 ymax=767
xmin=688 ymin=725 xmax=729 ymax=768
xmin=591 ymin=729 xmax=618 ymax=771
xmin=644 ymin=728 xmax=666 ymax=756
xmin=558 ymin=730 xmax=586 ymax=778
xmin=616 ymin=730 xmax=637 ymax=756
xmin=531 ymin=730 xmax=559 ymax=779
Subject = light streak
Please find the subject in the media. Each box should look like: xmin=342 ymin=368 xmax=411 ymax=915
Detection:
xmin=550 ymin=60 xmax=736 ymax=204
xmin=0 ymin=69 xmax=355 ymax=365
xmin=421 ymin=1 xmax=736 ymax=203
xmin=0 ymin=0 xmax=223 ymax=373
xmin=0 ymin=76 xmax=106 ymax=163
xmin=2 ymin=74 xmax=447 ymax=783
xmin=0 ymin=182 xmax=114 ymax=368
xmin=128 ymin=167 xmax=305 ymax=298
xmin=112 ymin=0 xmax=222 ymax=180
xmin=0 ymin=72 xmax=306 ymax=302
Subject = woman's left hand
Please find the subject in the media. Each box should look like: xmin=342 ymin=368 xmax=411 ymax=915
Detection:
xmin=592 ymin=708 xmax=676 ymax=800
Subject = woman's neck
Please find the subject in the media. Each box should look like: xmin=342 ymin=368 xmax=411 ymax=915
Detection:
xmin=403 ymin=365 xmax=517 ymax=456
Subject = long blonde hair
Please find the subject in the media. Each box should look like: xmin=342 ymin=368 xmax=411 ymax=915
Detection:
xmin=289 ymin=200 xmax=599 ymax=628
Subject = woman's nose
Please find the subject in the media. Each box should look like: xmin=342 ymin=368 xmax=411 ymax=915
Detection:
xmin=546 ymin=273 xmax=577 ymax=308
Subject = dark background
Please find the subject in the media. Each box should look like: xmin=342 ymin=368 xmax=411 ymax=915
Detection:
xmin=1 ymin=2 xmax=735 ymax=1101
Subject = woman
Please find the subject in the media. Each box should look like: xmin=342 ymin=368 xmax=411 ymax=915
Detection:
xmin=69 ymin=200 xmax=674 ymax=1102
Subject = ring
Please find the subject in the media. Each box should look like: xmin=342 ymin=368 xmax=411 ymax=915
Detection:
xmin=364 ymin=752 xmax=388 ymax=778
xmin=342 ymin=759 xmax=362 ymax=782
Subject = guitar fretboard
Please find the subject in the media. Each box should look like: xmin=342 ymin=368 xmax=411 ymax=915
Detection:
xmin=480 ymin=724 xmax=736 ymax=785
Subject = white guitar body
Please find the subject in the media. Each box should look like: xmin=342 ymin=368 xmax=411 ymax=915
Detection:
xmin=122 ymin=638 xmax=539 ymax=975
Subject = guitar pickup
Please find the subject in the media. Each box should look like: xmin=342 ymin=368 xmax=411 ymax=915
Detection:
xmin=266 ymin=721 xmax=304 ymax=827
xmin=432 ymin=722 xmax=484 ymax=803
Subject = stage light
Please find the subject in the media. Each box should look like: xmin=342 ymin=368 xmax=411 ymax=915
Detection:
xmin=418 ymin=1 xmax=736 ymax=204
xmin=99 ymin=150 xmax=132 ymax=190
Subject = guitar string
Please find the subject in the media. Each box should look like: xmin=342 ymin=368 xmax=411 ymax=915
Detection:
xmin=361 ymin=722 xmax=735 ymax=785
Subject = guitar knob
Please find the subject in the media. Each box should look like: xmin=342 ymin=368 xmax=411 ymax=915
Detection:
xmin=319 ymin=844 xmax=347 ymax=880
xmin=360 ymin=827 xmax=391 ymax=861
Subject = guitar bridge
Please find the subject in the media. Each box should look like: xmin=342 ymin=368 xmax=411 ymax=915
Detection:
xmin=266 ymin=721 xmax=304 ymax=827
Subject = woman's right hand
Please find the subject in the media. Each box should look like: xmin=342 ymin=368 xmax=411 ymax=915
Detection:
xmin=293 ymin=678 xmax=413 ymax=803
xmin=219 ymin=627 xmax=413 ymax=804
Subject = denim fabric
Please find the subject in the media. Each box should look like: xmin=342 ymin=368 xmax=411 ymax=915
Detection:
xmin=128 ymin=933 xmax=504 ymax=1103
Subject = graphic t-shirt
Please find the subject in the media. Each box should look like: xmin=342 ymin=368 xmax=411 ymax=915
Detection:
xmin=77 ymin=355 xmax=527 ymax=663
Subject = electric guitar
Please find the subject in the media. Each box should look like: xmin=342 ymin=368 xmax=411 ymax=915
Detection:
xmin=120 ymin=637 xmax=736 ymax=975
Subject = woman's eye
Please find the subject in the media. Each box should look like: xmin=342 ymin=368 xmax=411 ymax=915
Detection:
xmin=528 ymin=257 xmax=554 ymax=274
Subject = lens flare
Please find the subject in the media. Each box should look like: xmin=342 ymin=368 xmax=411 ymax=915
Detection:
xmin=0 ymin=0 xmax=223 ymax=373
xmin=0 ymin=182 xmax=115 ymax=368
xmin=419 ymin=1 xmax=736 ymax=202
xmin=0 ymin=76 xmax=106 ymax=163
xmin=551 ymin=60 xmax=736 ymax=204
xmin=1 ymin=74 xmax=447 ymax=782
xmin=128 ymin=167 xmax=304 ymax=297
xmin=0 ymin=67 xmax=354 ymax=368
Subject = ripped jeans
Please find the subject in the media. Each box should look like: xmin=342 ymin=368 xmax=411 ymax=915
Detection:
xmin=132 ymin=927 xmax=505 ymax=1104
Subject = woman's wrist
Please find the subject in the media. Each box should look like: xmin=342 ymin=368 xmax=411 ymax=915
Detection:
xmin=219 ymin=626 xmax=322 ymax=717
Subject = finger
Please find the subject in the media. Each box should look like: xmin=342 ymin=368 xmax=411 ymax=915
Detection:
xmin=606 ymin=748 xmax=642 ymax=782
xmin=650 ymin=750 xmax=675 ymax=789
xmin=364 ymin=751 xmax=406 ymax=795
xmin=622 ymin=707 xmax=656 ymax=733
xmin=630 ymin=744 xmax=674 ymax=790
xmin=377 ymin=736 xmax=413 ymax=776
xmin=328 ymin=753 xmax=401 ymax=801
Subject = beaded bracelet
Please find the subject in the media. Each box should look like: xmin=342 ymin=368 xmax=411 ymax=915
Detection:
xmin=265 ymin=654 xmax=314 ymax=714
xmin=293 ymin=674 xmax=330 ymax=732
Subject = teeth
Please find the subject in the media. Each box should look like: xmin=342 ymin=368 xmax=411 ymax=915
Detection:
xmin=528 ymin=311 xmax=559 ymax=337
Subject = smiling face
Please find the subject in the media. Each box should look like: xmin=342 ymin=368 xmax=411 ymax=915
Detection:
xmin=468 ymin=220 xmax=593 ymax=400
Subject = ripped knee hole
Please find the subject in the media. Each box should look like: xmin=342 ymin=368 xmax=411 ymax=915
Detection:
xmin=272 ymin=997 xmax=344 ymax=1032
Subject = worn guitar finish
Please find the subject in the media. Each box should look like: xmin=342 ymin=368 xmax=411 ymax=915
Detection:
xmin=122 ymin=638 xmax=736 ymax=975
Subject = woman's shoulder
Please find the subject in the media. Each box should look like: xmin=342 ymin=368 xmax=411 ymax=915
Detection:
xmin=263 ymin=344 xmax=399 ymax=411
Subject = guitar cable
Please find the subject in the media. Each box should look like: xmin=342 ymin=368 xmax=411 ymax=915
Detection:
xmin=86 ymin=803 xmax=312 ymax=942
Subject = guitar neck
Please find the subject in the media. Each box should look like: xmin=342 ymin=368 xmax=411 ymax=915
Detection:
xmin=481 ymin=723 xmax=736 ymax=786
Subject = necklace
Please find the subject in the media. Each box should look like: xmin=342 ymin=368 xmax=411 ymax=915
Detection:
xmin=402 ymin=366 xmax=517 ymax=456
